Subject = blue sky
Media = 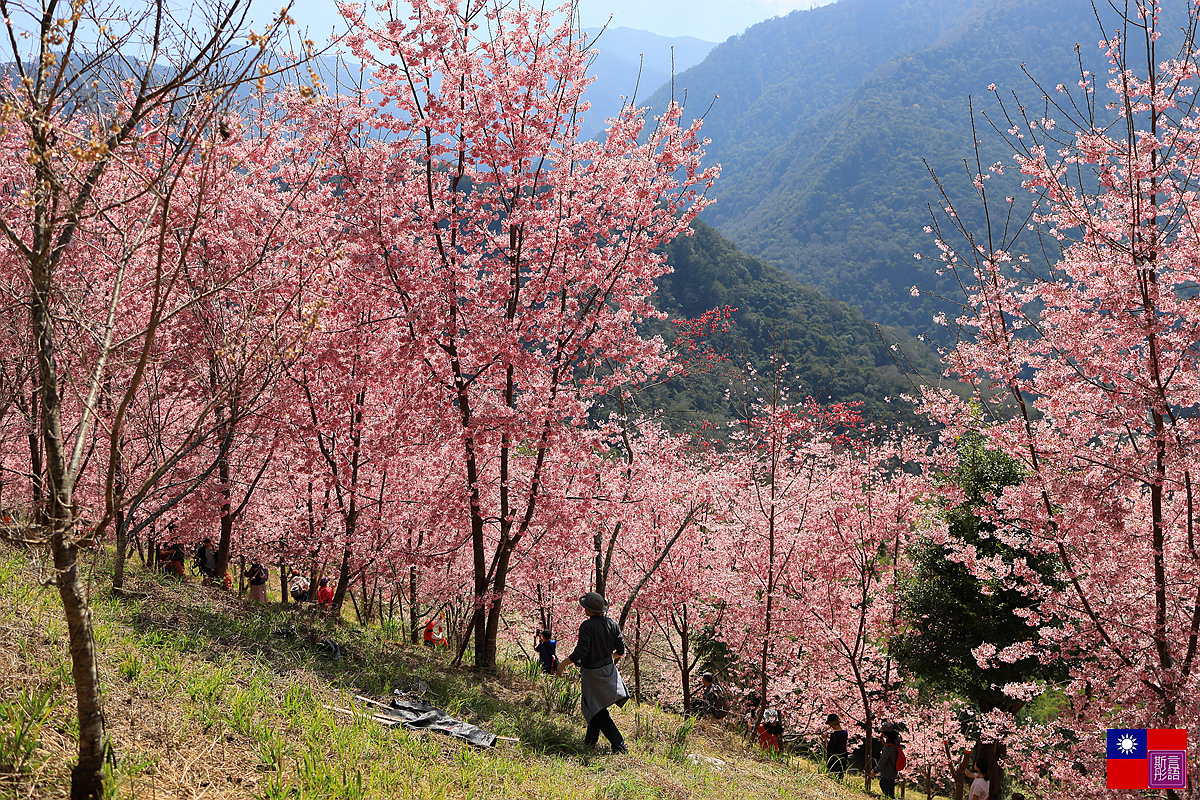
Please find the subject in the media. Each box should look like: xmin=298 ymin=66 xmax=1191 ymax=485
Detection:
xmin=576 ymin=0 xmax=834 ymax=42
xmin=282 ymin=0 xmax=837 ymax=46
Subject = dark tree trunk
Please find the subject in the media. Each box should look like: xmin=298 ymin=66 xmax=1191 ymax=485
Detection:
xmin=409 ymin=565 xmax=421 ymax=645
xmin=33 ymin=246 xmax=107 ymax=798
xmin=111 ymin=459 xmax=128 ymax=588
xmin=213 ymin=398 xmax=235 ymax=583
xmin=480 ymin=538 xmax=515 ymax=670
xmin=55 ymin=533 xmax=106 ymax=800
xmin=331 ymin=543 xmax=353 ymax=616
xmin=632 ymin=611 xmax=642 ymax=703
xmin=28 ymin=387 xmax=43 ymax=523
xmin=678 ymin=605 xmax=691 ymax=713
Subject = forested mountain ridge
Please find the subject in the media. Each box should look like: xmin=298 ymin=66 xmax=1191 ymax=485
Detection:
xmin=641 ymin=0 xmax=1185 ymax=336
xmin=631 ymin=220 xmax=947 ymax=429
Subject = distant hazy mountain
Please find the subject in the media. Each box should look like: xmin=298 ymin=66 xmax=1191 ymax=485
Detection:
xmin=641 ymin=0 xmax=1181 ymax=337
xmin=580 ymin=27 xmax=715 ymax=136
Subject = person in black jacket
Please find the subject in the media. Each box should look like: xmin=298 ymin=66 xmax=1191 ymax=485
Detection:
xmin=556 ymin=592 xmax=629 ymax=754
xmin=534 ymin=628 xmax=557 ymax=674
xmin=194 ymin=537 xmax=218 ymax=581
xmin=825 ymin=713 xmax=848 ymax=779
xmin=693 ymin=672 xmax=727 ymax=719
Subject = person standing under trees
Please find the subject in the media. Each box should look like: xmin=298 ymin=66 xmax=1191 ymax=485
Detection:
xmin=316 ymin=578 xmax=334 ymax=607
xmin=194 ymin=537 xmax=218 ymax=582
xmin=535 ymin=629 xmax=557 ymax=674
xmin=877 ymin=727 xmax=902 ymax=798
xmin=245 ymin=560 xmax=268 ymax=603
xmin=693 ymin=672 xmax=727 ymax=719
xmin=758 ymin=708 xmax=784 ymax=751
xmin=965 ymin=758 xmax=990 ymax=800
xmin=164 ymin=542 xmax=186 ymax=578
xmin=556 ymin=593 xmax=629 ymax=754
xmin=825 ymin=713 xmax=848 ymax=779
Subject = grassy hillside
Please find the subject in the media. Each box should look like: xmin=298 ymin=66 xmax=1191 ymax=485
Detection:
xmin=0 ymin=544 xmax=881 ymax=800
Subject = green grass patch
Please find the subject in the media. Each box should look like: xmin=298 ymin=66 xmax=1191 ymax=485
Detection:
xmin=0 ymin=543 xmax=879 ymax=800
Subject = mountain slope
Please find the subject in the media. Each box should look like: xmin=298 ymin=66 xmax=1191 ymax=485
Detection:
xmin=643 ymin=0 xmax=1179 ymax=335
xmin=0 ymin=544 xmax=871 ymax=800
xmin=628 ymin=221 xmax=946 ymax=429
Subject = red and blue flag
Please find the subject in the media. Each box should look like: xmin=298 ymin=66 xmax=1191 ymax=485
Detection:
xmin=1107 ymin=729 xmax=1188 ymax=790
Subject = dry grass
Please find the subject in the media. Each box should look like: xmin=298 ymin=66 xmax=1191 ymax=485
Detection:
xmin=0 ymin=544 xmax=882 ymax=800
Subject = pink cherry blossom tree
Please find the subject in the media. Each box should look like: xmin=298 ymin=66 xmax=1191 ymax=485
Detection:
xmin=0 ymin=3 xmax=315 ymax=793
xmin=923 ymin=2 xmax=1200 ymax=796
xmin=330 ymin=0 xmax=715 ymax=669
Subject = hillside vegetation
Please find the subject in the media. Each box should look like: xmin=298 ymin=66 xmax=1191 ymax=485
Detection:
xmin=0 ymin=544 xmax=874 ymax=800
xmin=641 ymin=0 xmax=1189 ymax=336
xmin=636 ymin=221 xmax=949 ymax=429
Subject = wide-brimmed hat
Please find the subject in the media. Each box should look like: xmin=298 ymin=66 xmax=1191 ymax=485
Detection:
xmin=579 ymin=592 xmax=608 ymax=613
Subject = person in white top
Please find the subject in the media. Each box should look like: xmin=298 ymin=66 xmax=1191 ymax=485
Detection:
xmin=965 ymin=757 xmax=991 ymax=800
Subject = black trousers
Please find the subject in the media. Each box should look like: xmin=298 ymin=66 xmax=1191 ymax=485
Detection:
xmin=879 ymin=776 xmax=896 ymax=798
xmin=584 ymin=708 xmax=624 ymax=749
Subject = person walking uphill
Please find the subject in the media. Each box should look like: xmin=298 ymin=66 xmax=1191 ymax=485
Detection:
xmin=556 ymin=592 xmax=629 ymax=754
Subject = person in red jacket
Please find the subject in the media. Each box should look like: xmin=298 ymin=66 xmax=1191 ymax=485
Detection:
xmin=758 ymin=708 xmax=784 ymax=752
xmin=423 ymin=615 xmax=449 ymax=648
xmin=316 ymin=577 xmax=334 ymax=606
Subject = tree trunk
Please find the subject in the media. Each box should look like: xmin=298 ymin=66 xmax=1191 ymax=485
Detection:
xmin=111 ymin=458 xmax=128 ymax=589
xmin=632 ymin=611 xmax=642 ymax=703
xmin=536 ymin=583 xmax=548 ymax=633
xmin=978 ymin=742 xmax=1004 ymax=800
xmin=479 ymin=538 xmax=515 ymax=670
xmin=409 ymin=565 xmax=421 ymax=645
xmin=358 ymin=572 xmax=373 ymax=623
xmin=331 ymin=543 xmax=353 ymax=616
xmin=28 ymin=386 xmax=42 ymax=524
xmin=112 ymin=514 xmax=128 ymax=589
xmin=34 ymin=245 xmax=108 ymax=798
xmin=678 ymin=605 xmax=691 ymax=713
xmin=594 ymin=530 xmax=604 ymax=595
xmin=213 ymin=398 xmax=236 ymax=583
xmin=109 ymin=381 xmax=128 ymax=588
xmin=54 ymin=531 xmax=107 ymax=800
xmin=307 ymin=550 xmax=321 ymax=606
